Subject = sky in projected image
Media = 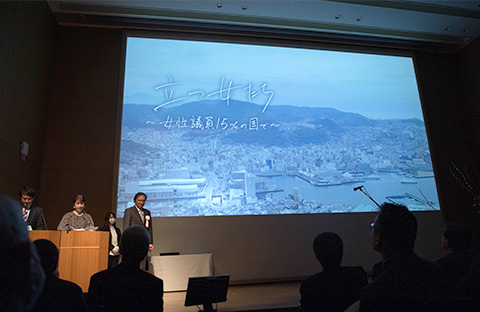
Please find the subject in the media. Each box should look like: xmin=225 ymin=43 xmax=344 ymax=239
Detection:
xmin=117 ymin=36 xmax=439 ymax=217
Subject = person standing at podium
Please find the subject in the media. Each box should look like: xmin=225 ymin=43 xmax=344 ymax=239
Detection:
xmin=57 ymin=195 xmax=95 ymax=231
xmin=19 ymin=186 xmax=47 ymax=230
xmin=123 ymin=192 xmax=153 ymax=270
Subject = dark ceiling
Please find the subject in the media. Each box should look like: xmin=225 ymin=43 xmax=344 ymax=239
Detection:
xmin=47 ymin=0 xmax=480 ymax=53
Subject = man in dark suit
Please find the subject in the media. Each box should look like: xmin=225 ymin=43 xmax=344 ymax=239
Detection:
xmin=300 ymin=232 xmax=368 ymax=312
xmin=20 ymin=186 xmax=47 ymax=230
xmin=88 ymin=225 xmax=164 ymax=312
xmin=434 ymin=223 xmax=476 ymax=289
xmin=32 ymin=239 xmax=88 ymax=312
xmin=360 ymin=203 xmax=448 ymax=312
xmin=123 ymin=192 xmax=153 ymax=270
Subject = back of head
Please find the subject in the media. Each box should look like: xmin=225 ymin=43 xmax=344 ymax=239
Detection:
xmin=120 ymin=225 xmax=150 ymax=263
xmin=0 ymin=195 xmax=29 ymax=246
xmin=443 ymin=223 xmax=472 ymax=252
xmin=376 ymin=203 xmax=417 ymax=252
xmin=0 ymin=194 xmax=45 ymax=311
xmin=313 ymin=232 xmax=343 ymax=269
xmin=34 ymin=239 xmax=59 ymax=275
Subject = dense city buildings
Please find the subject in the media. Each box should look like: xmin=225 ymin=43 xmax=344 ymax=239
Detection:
xmin=117 ymin=103 xmax=438 ymax=217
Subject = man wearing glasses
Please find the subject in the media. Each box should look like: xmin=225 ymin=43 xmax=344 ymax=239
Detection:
xmin=360 ymin=203 xmax=448 ymax=311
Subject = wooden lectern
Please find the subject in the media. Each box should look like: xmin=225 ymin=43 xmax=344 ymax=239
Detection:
xmin=29 ymin=230 xmax=61 ymax=248
xmin=29 ymin=230 xmax=109 ymax=292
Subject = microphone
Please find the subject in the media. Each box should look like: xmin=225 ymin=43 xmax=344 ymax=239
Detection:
xmin=353 ymin=185 xmax=364 ymax=191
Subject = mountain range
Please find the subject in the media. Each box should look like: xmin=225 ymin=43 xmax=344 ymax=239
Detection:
xmin=121 ymin=100 xmax=425 ymax=147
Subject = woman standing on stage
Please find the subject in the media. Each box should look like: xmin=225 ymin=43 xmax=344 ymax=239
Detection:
xmin=99 ymin=211 xmax=122 ymax=268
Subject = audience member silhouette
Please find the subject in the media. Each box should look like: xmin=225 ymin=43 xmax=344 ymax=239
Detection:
xmin=88 ymin=224 xmax=164 ymax=312
xmin=433 ymin=223 xmax=476 ymax=289
xmin=360 ymin=203 xmax=448 ymax=312
xmin=0 ymin=194 xmax=45 ymax=312
xmin=300 ymin=232 xmax=368 ymax=312
xmin=99 ymin=211 xmax=121 ymax=268
xmin=31 ymin=239 xmax=88 ymax=312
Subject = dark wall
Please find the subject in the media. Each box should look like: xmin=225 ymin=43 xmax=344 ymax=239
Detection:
xmin=0 ymin=1 xmax=56 ymax=199
xmin=456 ymin=37 xmax=480 ymax=250
xmin=415 ymin=52 xmax=472 ymax=216
xmin=458 ymin=37 xmax=480 ymax=146
xmin=39 ymin=27 xmax=122 ymax=228
xmin=414 ymin=37 xmax=480 ymax=251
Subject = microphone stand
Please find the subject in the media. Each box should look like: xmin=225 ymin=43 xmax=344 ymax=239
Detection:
xmin=355 ymin=186 xmax=380 ymax=208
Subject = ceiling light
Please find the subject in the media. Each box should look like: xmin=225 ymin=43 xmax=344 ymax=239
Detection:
xmin=335 ymin=14 xmax=342 ymax=20
xmin=217 ymin=3 xmax=222 ymax=8
xmin=241 ymin=5 xmax=248 ymax=10
xmin=356 ymin=16 xmax=362 ymax=22
xmin=463 ymin=28 xmax=470 ymax=33
xmin=444 ymin=26 xmax=451 ymax=31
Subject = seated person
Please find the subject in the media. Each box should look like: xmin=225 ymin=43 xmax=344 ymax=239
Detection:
xmin=99 ymin=212 xmax=121 ymax=268
xmin=434 ymin=223 xmax=476 ymax=288
xmin=360 ymin=203 xmax=448 ymax=312
xmin=300 ymin=232 xmax=368 ymax=312
xmin=57 ymin=195 xmax=95 ymax=231
xmin=0 ymin=194 xmax=45 ymax=311
xmin=88 ymin=225 xmax=164 ymax=312
xmin=19 ymin=186 xmax=47 ymax=230
xmin=31 ymin=239 xmax=88 ymax=312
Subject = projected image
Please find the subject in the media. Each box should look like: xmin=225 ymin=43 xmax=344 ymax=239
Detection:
xmin=117 ymin=36 xmax=439 ymax=217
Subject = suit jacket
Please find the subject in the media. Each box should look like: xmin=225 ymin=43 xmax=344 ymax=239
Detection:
xmin=123 ymin=206 xmax=153 ymax=244
xmin=300 ymin=266 xmax=368 ymax=312
xmin=88 ymin=262 xmax=163 ymax=312
xmin=434 ymin=251 xmax=477 ymax=288
xmin=27 ymin=205 xmax=47 ymax=230
xmin=360 ymin=251 xmax=448 ymax=312
xmin=32 ymin=273 xmax=88 ymax=312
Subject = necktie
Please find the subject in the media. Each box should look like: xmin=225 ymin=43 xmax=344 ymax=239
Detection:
xmin=139 ymin=209 xmax=145 ymax=223
xmin=23 ymin=208 xmax=28 ymax=221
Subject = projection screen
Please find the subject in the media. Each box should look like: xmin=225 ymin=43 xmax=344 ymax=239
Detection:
xmin=117 ymin=35 xmax=439 ymax=217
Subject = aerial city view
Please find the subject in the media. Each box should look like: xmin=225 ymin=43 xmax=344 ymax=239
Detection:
xmin=117 ymin=99 xmax=439 ymax=217
xmin=117 ymin=37 xmax=439 ymax=217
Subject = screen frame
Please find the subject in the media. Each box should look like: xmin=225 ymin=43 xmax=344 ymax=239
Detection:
xmin=113 ymin=29 xmax=441 ymax=216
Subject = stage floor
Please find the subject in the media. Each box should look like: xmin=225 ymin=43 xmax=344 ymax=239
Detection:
xmin=164 ymin=281 xmax=301 ymax=312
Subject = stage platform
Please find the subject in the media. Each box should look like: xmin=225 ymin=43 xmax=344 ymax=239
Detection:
xmin=164 ymin=281 xmax=301 ymax=312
